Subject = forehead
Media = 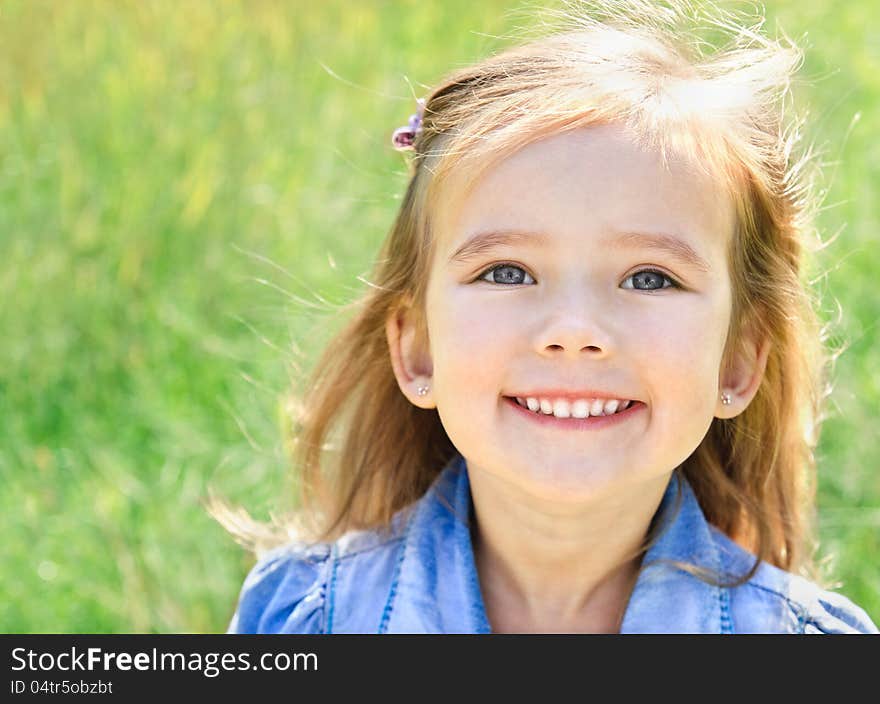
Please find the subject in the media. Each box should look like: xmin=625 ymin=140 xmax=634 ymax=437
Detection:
xmin=432 ymin=123 xmax=735 ymax=266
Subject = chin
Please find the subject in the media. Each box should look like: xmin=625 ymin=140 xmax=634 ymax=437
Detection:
xmin=508 ymin=462 xmax=632 ymax=504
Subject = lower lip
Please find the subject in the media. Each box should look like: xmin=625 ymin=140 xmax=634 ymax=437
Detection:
xmin=503 ymin=397 xmax=645 ymax=430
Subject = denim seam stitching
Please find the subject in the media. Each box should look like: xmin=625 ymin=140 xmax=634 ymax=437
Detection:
xmin=719 ymin=587 xmax=733 ymax=634
xmin=378 ymin=511 xmax=415 ymax=634
xmin=324 ymin=543 xmax=339 ymax=634
xmin=743 ymin=580 xmax=802 ymax=610
xmin=742 ymin=581 xmax=807 ymax=632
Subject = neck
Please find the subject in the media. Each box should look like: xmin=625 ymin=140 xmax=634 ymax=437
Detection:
xmin=468 ymin=469 xmax=671 ymax=633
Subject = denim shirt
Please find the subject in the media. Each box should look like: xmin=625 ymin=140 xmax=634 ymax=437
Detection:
xmin=228 ymin=454 xmax=877 ymax=634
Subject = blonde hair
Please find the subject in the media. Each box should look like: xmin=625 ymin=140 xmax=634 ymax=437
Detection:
xmin=220 ymin=0 xmax=838 ymax=587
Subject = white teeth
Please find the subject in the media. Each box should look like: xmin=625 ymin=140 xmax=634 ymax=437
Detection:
xmin=552 ymin=399 xmax=571 ymax=418
xmin=571 ymin=399 xmax=590 ymax=418
xmin=516 ymin=396 xmax=632 ymax=418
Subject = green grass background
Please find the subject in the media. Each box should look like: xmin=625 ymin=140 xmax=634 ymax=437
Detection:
xmin=1 ymin=0 xmax=877 ymax=632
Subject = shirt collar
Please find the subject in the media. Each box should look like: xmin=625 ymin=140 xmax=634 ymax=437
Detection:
xmin=384 ymin=454 xmax=725 ymax=633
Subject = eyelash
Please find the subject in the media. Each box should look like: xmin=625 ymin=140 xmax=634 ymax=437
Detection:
xmin=474 ymin=262 xmax=683 ymax=291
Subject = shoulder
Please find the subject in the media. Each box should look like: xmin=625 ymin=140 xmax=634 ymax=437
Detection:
xmin=226 ymin=540 xmax=332 ymax=634
xmin=227 ymin=513 xmax=412 ymax=634
xmin=709 ymin=526 xmax=878 ymax=634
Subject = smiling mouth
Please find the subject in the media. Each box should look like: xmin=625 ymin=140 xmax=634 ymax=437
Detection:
xmin=502 ymin=395 xmax=638 ymax=419
xmin=501 ymin=396 xmax=644 ymax=430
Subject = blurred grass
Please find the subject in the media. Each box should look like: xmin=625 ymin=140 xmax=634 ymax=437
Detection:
xmin=0 ymin=0 xmax=877 ymax=632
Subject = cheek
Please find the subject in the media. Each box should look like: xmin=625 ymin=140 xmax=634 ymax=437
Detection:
xmin=427 ymin=287 xmax=516 ymax=388
xmin=641 ymin=302 xmax=729 ymax=396
xmin=428 ymin=290 xmax=518 ymax=354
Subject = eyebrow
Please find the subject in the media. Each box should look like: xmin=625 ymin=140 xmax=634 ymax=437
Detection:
xmin=447 ymin=228 xmax=712 ymax=273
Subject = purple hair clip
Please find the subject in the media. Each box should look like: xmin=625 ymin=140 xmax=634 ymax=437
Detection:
xmin=391 ymin=98 xmax=426 ymax=151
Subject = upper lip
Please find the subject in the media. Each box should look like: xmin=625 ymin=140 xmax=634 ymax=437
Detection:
xmin=505 ymin=389 xmax=638 ymax=402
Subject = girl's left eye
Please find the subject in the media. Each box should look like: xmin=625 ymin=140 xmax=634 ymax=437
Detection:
xmin=621 ymin=269 xmax=681 ymax=291
xmin=476 ymin=263 xmax=681 ymax=290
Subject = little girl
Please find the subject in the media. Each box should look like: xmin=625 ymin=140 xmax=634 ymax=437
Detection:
xmin=225 ymin=0 xmax=877 ymax=633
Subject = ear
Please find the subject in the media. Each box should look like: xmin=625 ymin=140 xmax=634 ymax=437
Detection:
xmin=716 ymin=323 xmax=771 ymax=419
xmin=385 ymin=302 xmax=435 ymax=409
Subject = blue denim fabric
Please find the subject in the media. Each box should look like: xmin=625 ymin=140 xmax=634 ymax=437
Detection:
xmin=228 ymin=454 xmax=878 ymax=634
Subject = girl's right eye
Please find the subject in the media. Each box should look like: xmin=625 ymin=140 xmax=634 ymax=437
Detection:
xmin=477 ymin=263 xmax=535 ymax=286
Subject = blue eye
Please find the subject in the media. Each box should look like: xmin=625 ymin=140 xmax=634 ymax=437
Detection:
xmin=622 ymin=269 xmax=680 ymax=291
xmin=478 ymin=263 xmax=535 ymax=285
xmin=476 ymin=264 xmax=681 ymax=290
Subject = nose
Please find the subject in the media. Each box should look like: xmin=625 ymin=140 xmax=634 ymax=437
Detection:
xmin=533 ymin=290 xmax=615 ymax=358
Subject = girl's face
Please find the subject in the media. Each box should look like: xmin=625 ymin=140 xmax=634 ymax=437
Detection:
xmin=420 ymin=123 xmax=738 ymax=503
